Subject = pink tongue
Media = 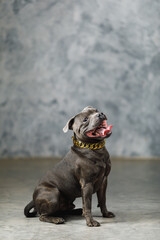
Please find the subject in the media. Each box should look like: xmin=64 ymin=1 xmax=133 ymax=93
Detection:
xmin=106 ymin=124 xmax=113 ymax=132
xmin=97 ymin=125 xmax=113 ymax=136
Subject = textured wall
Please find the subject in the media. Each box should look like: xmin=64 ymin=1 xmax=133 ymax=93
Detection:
xmin=0 ymin=0 xmax=160 ymax=157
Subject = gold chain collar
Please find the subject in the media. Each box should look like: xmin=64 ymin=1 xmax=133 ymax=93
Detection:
xmin=72 ymin=136 xmax=105 ymax=150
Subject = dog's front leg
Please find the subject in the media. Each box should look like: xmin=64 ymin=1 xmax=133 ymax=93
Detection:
xmin=80 ymin=180 xmax=100 ymax=227
xmin=97 ymin=176 xmax=115 ymax=218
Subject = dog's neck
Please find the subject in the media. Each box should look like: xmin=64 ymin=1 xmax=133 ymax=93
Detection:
xmin=72 ymin=135 xmax=105 ymax=150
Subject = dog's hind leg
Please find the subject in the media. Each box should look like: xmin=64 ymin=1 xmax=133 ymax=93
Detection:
xmin=34 ymin=187 xmax=65 ymax=224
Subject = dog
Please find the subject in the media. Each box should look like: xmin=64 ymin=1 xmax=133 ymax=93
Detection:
xmin=24 ymin=106 xmax=115 ymax=227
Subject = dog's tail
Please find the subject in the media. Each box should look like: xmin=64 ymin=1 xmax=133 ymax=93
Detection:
xmin=24 ymin=200 xmax=37 ymax=218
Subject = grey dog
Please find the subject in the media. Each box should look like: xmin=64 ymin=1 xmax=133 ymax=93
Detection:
xmin=24 ymin=106 xmax=115 ymax=227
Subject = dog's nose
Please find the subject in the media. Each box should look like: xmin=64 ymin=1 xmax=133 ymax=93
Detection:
xmin=98 ymin=112 xmax=106 ymax=120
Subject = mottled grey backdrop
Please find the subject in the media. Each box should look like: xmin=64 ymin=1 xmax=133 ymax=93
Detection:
xmin=0 ymin=0 xmax=160 ymax=158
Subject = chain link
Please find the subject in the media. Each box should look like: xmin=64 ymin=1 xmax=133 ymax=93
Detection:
xmin=72 ymin=137 xmax=105 ymax=150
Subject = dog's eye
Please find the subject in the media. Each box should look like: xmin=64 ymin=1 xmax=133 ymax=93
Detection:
xmin=83 ymin=117 xmax=88 ymax=122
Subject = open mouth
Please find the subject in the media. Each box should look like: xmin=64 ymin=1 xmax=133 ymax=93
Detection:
xmin=85 ymin=120 xmax=113 ymax=138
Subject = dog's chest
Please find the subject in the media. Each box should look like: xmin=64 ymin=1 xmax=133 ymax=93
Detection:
xmin=92 ymin=160 xmax=107 ymax=192
xmin=76 ymin=157 xmax=107 ymax=190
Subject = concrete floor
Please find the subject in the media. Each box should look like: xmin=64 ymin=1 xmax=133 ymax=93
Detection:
xmin=0 ymin=157 xmax=160 ymax=240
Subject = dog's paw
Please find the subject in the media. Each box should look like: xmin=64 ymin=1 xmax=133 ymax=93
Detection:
xmin=39 ymin=215 xmax=65 ymax=224
xmin=87 ymin=219 xmax=100 ymax=227
xmin=103 ymin=211 xmax=115 ymax=218
xmin=54 ymin=217 xmax=65 ymax=224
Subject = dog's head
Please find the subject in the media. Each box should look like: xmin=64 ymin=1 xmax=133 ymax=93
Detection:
xmin=63 ymin=106 xmax=113 ymax=142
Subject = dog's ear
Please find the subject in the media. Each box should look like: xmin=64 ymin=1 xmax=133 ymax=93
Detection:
xmin=63 ymin=117 xmax=75 ymax=133
xmin=82 ymin=106 xmax=96 ymax=112
xmin=82 ymin=106 xmax=94 ymax=112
